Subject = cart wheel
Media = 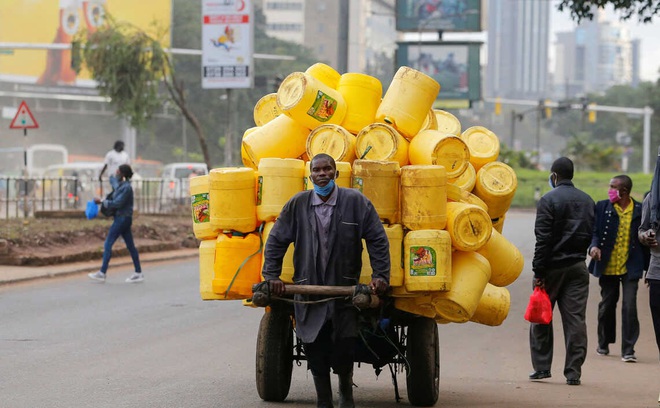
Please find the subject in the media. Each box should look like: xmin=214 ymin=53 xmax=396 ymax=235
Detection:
xmin=255 ymin=309 xmax=294 ymax=402
xmin=406 ymin=317 xmax=439 ymax=407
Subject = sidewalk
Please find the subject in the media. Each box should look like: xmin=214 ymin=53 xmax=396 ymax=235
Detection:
xmin=0 ymin=248 xmax=198 ymax=285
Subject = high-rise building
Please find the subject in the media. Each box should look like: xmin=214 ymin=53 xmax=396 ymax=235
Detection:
xmin=631 ymin=38 xmax=641 ymax=88
xmin=554 ymin=11 xmax=635 ymax=97
xmin=486 ymin=0 xmax=551 ymax=99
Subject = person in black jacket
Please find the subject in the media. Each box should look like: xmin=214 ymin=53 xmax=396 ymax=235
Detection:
xmin=529 ymin=157 xmax=595 ymax=386
xmin=588 ymin=175 xmax=648 ymax=362
xmin=264 ymin=154 xmax=390 ymax=408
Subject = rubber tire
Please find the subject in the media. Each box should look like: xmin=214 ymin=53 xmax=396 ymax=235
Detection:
xmin=406 ymin=317 xmax=440 ymax=407
xmin=255 ymin=309 xmax=294 ymax=402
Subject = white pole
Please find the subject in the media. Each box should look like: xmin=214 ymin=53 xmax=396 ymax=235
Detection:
xmin=643 ymin=106 xmax=653 ymax=174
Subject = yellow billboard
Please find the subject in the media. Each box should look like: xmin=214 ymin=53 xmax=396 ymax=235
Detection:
xmin=0 ymin=0 xmax=171 ymax=86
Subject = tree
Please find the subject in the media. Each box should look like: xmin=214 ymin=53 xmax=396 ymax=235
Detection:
xmin=77 ymin=16 xmax=212 ymax=169
xmin=558 ymin=0 xmax=660 ymax=23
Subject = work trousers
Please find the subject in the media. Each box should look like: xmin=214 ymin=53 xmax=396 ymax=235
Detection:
xmin=530 ymin=261 xmax=589 ymax=381
xmin=648 ymin=279 xmax=660 ymax=356
xmin=101 ymin=216 xmax=141 ymax=274
xmin=304 ymin=320 xmax=356 ymax=377
xmin=597 ymin=274 xmax=639 ymax=356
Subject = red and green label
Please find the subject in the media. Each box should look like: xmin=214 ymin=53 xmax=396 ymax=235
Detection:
xmin=409 ymin=246 xmax=437 ymax=276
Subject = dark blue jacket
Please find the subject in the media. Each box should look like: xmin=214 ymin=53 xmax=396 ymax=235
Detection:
xmin=588 ymin=199 xmax=648 ymax=280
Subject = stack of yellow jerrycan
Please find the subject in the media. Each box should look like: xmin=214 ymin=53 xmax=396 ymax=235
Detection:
xmin=190 ymin=62 xmax=524 ymax=327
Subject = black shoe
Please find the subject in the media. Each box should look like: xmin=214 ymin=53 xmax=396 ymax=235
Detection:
xmin=529 ymin=370 xmax=551 ymax=380
xmin=596 ymin=347 xmax=609 ymax=356
xmin=313 ymin=375 xmax=334 ymax=408
xmin=566 ymin=378 xmax=581 ymax=385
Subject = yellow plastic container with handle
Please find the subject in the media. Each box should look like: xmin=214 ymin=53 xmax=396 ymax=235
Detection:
xmin=209 ymin=167 xmax=257 ymax=233
xmin=337 ymin=72 xmax=383 ymax=134
xmin=253 ymin=93 xmax=282 ymax=126
xmin=473 ymin=161 xmax=517 ymax=220
xmin=477 ymin=228 xmax=524 ymax=287
xmin=403 ymin=229 xmax=452 ymax=292
xmin=257 ymin=158 xmax=305 ymax=223
xmin=408 ymin=129 xmax=470 ymax=178
xmin=469 ymin=283 xmax=510 ymax=326
xmin=305 ymin=63 xmax=341 ymax=89
xmin=262 ymin=221 xmax=294 ymax=284
xmin=434 ymin=109 xmax=462 ymax=136
xmin=375 ymin=66 xmax=440 ymax=140
xmin=359 ymin=224 xmax=404 ymax=287
xmin=212 ymin=232 xmax=262 ymax=300
xmin=445 ymin=202 xmax=492 ymax=252
xmin=306 ymin=124 xmax=357 ymax=163
xmin=448 ymin=162 xmax=476 ymax=192
xmin=199 ymin=239 xmax=223 ymax=300
xmin=242 ymin=114 xmax=311 ymax=169
xmin=190 ymin=175 xmax=217 ymax=240
xmin=355 ymin=123 xmax=409 ymax=167
xmin=352 ymin=160 xmax=401 ymax=224
xmin=400 ymin=165 xmax=447 ymax=230
xmin=277 ymin=72 xmax=347 ymax=129
xmin=461 ymin=126 xmax=501 ymax=171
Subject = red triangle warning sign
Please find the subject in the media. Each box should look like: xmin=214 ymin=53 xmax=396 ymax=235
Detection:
xmin=9 ymin=101 xmax=39 ymax=130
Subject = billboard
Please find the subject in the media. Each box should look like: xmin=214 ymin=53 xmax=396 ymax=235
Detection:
xmin=201 ymin=0 xmax=253 ymax=89
xmin=0 ymin=0 xmax=171 ymax=87
xmin=396 ymin=41 xmax=481 ymax=101
xmin=396 ymin=0 xmax=482 ymax=32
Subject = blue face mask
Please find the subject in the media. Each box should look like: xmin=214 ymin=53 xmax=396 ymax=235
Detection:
xmin=548 ymin=173 xmax=556 ymax=189
xmin=313 ymin=179 xmax=336 ymax=197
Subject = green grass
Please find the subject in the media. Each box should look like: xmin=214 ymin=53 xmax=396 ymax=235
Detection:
xmin=512 ymin=169 xmax=653 ymax=208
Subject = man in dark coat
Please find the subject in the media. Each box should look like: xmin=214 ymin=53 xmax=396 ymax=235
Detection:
xmin=588 ymin=175 xmax=648 ymax=362
xmin=263 ymin=153 xmax=390 ymax=408
xmin=530 ymin=157 xmax=595 ymax=386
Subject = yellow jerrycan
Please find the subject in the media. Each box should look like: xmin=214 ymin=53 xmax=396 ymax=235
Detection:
xmin=253 ymin=93 xmax=282 ymax=126
xmin=209 ymin=167 xmax=257 ymax=233
xmin=394 ymin=295 xmax=437 ymax=319
xmin=212 ymin=231 xmax=263 ymax=300
xmin=408 ymin=129 xmax=470 ymax=179
xmin=461 ymin=126 xmax=501 ymax=171
xmin=432 ymin=251 xmax=492 ymax=323
xmin=448 ymin=162 xmax=476 ymax=192
xmin=446 ymin=184 xmax=488 ymax=211
xmin=257 ymin=158 xmax=305 ymax=223
xmin=355 ymin=123 xmax=409 ymax=167
xmin=306 ymin=124 xmax=357 ymax=163
xmin=190 ymin=175 xmax=217 ymax=240
xmin=359 ymin=224 xmax=404 ymax=287
xmin=434 ymin=109 xmax=462 ymax=136
xmin=477 ymin=228 xmax=524 ymax=287
xmin=305 ymin=63 xmax=341 ymax=89
xmin=241 ymin=127 xmax=259 ymax=169
xmin=473 ymin=161 xmax=517 ymax=220
xmin=304 ymin=161 xmax=352 ymax=190
xmin=352 ymin=160 xmax=401 ymax=224
xmin=375 ymin=66 xmax=440 ymax=140
xmin=401 ymin=165 xmax=447 ymax=230
xmin=445 ymin=201 xmax=492 ymax=251
xmin=277 ymin=72 xmax=347 ymax=129
xmin=469 ymin=283 xmax=511 ymax=327
xmin=403 ymin=229 xmax=452 ymax=292
xmin=262 ymin=221 xmax=294 ymax=284
xmin=492 ymin=214 xmax=505 ymax=234
xmin=420 ymin=109 xmax=439 ymax=132
xmin=337 ymin=72 xmax=383 ymax=134
xmin=242 ymin=114 xmax=311 ymax=169
xmin=199 ymin=239 xmax=223 ymax=300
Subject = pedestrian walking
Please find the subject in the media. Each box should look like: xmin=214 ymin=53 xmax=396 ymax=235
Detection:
xmin=588 ymin=175 xmax=648 ymax=362
xmin=88 ymin=164 xmax=143 ymax=283
xmin=529 ymin=157 xmax=595 ymax=386
xmin=99 ymin=140 xmax=130 ymax=191
xmin=263 ymin=153 xmax=390 ymax=408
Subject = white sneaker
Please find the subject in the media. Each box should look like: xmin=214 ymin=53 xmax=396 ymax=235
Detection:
xmin=125 ymin=273 xmax=144 ymax=283
xmin=621 ymin=354 xmax=637 ymax=363
xmin=88 ymin=271 xmax=106 ymax=282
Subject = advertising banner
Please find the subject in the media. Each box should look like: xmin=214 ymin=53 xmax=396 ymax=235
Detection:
xmin=396 ymin=0 xmax=482 ymax=32
xmin=201 ymin=0 xmax=253 ymax=89
xmin=396 ymin=41 xmax=481 ymax=101
xmin=0 ymin=0 xmax=172 ymax=88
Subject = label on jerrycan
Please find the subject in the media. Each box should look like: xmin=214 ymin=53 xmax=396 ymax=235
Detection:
xmin=307 ymin=91 xmax=337 ymax=122
xmin=410 ymin=246 xmax=437 ymax=276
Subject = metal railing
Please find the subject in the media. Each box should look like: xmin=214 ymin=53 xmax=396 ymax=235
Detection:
xmin=0 ymin=176 xmax=194 ymax=219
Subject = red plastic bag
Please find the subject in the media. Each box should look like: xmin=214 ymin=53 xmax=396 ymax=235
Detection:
xmin=524 ymin=287 xmax=553 ymax=324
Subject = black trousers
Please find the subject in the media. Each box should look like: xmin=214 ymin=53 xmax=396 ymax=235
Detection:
xmin=304 ymin=320 xmax=356 ymax=377
xmin=530 ymin=261 xmax=589 ymax=381
xmin=597 ymin=274 xmax=639 ymax=356
xmin=648 ymin=279 xmax=660 ymax=356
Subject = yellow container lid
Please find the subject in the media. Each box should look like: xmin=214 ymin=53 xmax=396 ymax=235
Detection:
xmin=306 ymin=124 xmax=356 ymax=163
xmin=446 ymin=202 xmax=492 ymax=251
xmin=305 ymin=63 xmax=341 ymax=89
xmin=434 ymin=109 xmax=461 ymax=136
xmin=475 ymin=161 xmax=517 ymax=199
xmin=461 ymin=126 xmax=500 ymax=171
xmin=355 ymin=123 xmax=409 ymax=166
xmin=253 ymin=93 xmax=282 ymax=126
xmin=276 ymin=72 xmax=307 ymax=112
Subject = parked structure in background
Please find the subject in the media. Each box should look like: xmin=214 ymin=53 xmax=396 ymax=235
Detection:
xmin=486 ymin=0 xmax=551 ymax=100
xmin=554 ymin=9 xmax=639 ymax=99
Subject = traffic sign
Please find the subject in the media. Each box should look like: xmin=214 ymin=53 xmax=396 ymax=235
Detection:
xmin=9 ymin=101 xmax=39 ymax=130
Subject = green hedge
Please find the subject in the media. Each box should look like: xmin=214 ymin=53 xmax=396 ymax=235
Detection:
xmin=511 ymin=169 xmax=654 ymax=208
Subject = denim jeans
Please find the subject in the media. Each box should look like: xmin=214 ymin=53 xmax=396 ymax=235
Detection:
xmin=100 ymin=216 xmax=141 ymax=274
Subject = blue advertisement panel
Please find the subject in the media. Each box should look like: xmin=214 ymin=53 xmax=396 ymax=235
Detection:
xmin=396 ymin=0 xmax=482 ymax=32
xmin=396 ymin=42 xmax=481 ymax=101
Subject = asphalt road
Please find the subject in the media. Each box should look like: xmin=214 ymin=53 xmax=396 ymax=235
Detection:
xmin=1 ymin=210 xmax=659 ymax=408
